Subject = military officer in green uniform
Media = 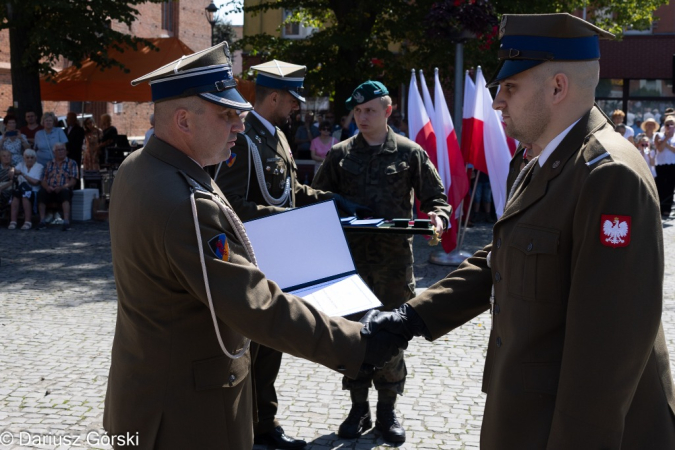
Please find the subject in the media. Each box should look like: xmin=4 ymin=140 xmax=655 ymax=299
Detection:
xmin=311 ymin=81 xmax=451 ymax=443
xmin=103 ymin=42 xmax=405 ymax=450
xmin=361 ymin=14 xmax=675 ymax=449
xmin=211 ymin=60 xmax=367 ymax=449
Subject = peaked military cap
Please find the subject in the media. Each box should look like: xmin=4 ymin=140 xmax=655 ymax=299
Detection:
xmin=131 ymin=41 xmax=252 ymax=110
xmin=251 ymin=60 xmax=307 ymax=102
xmin=345 ymin=81 xmax=389 ymax=111
xmin=487 ymin=13 xmax=615 ymax=88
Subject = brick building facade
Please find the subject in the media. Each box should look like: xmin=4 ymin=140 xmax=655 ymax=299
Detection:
xmin=596 ymin=2 xmax=675 ymax=125
xmin=0 ymin=1 xmax=214 ymax=139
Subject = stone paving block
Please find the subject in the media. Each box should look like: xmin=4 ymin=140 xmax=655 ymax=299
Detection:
xmin=2 ymin=220 xmax=674 ymax=449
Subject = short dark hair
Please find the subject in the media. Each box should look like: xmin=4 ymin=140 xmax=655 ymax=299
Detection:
xmin=255 ymin=84 xmax=280 ymax=103
xmin=3 ymin=114 xmax=16 ymax=124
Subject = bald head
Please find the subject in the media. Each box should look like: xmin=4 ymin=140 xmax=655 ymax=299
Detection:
xmin=534 ymin=60 xmax=599 ymax=99
xmin=154 ymin=97 xmax=205 ymax=136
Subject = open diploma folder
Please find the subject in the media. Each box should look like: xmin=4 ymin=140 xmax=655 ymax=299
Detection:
xmin=243 ymin=200 xmax=383 ymax=317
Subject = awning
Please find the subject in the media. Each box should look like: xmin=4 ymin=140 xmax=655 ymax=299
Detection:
xmin=40 ymin=37 xmax=256 ymax=104
xmin=40 ymin=37 xmax=193 ymax=102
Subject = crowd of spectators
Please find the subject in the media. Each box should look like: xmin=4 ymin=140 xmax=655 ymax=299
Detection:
xmin=613 ymin=108 xmax=675 ymax=220
xmin=2 ymin=103 xmax=673 ymax=229
xmin=0 ymin=108 xmax=123 ymax=230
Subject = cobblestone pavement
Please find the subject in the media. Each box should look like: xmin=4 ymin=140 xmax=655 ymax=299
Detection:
xmin=0 ymin=218 xmax=674 ymax=449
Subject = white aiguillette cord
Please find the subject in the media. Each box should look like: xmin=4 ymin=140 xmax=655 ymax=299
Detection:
xmin=214 ymin=134 xmax=292 ymax=207
xmin=187 ymin=176 xmax=257 ymax=360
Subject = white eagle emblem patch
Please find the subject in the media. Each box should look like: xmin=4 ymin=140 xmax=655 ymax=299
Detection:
xmin=601 ymin=214 xmax=631 ymax=248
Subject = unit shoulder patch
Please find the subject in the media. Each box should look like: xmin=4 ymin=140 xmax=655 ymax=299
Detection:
xmin=208 ymin=233 xmax=230 ymax=261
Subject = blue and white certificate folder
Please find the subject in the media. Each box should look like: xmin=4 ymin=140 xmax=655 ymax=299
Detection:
xmin=243 ymin=200 xmax=382 ymax=317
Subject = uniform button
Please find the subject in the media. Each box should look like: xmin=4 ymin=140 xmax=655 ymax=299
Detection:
xmin=496 ymin=337 xmax=502 ymax=348
xmin=496 ymin=238 xmax=502 ymax=249
xmin=495 ymin=272 xmax=501 ymax=282
xmin=494 ymin=304 xmax=500 ymax=314
xmin=527 ymin=242 xmax=533 ymax=252
xmin=337 ymin=365 xmax=346 ymax=372
xmin=228 ymin=374 xmax=236 ymax=385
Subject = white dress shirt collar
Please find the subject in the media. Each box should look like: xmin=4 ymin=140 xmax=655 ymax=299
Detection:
xmin=250 ymin=110 xmax=276 ymax=137
xmin=538 ymin=118 xmax=581 ymax=166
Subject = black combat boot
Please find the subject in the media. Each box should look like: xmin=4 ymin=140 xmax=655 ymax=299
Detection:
xmin=375 ymin=401 xmax=406 ymax=443
xmin=337 ymin=402 xmax=372 ymax=439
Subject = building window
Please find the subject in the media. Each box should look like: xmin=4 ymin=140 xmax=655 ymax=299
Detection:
xmin=282 ymin=9 xmax=315 ymax=39
xmin=162 ymin=1 xmax=179 ymax=36
xmin=597 ymin=78 xmax=675 ymax=128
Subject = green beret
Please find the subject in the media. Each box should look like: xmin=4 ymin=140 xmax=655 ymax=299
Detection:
xmin=345 ymin=81 xmax=389 ymax=110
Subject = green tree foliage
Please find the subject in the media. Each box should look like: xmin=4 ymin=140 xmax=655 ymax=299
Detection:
xmin=0 ymin=0 xmax=163 ymax=122
xmin=231 ymin=0 xmax=667 ymax=114
xmin=214 ymin=21 xmax=239 ymax=48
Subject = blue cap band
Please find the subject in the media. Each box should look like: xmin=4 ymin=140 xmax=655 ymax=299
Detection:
xmin=500 ymin=35 xmax=600 ymax=61
xmin=255 ymin=73 xmax=304 ymax=90
xmin=150 ymin=66 xmax=235 ymax=102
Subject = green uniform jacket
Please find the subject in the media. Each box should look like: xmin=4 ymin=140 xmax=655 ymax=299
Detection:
xmin=410 ymin=107 xmax=675 ymax=449
xmin=312 ymin=127 xmax=451 ymax=309
xmin=103 ymin=136 xmax=366 ymax=450
xmin=214 ymin=113 xmax=333 ymax=221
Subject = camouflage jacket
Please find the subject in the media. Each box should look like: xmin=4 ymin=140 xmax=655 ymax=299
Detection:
xmin=312 ymin=127 xmax=451 ymax=267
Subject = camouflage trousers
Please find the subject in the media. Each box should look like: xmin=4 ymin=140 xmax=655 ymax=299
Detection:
xmin=342 ymin=263 xmax=415 ymax=395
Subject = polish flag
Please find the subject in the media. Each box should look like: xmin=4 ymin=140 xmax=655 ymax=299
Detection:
xmin=461 ymin=70 xmax=477 ymax=163
xmin=433 ymin=68 xmax=469 ymax=253
xmin=408 ymin=70 xmax=438 ymax=168
xmin=473 ymin=66 xmax=512 ymax=218
xmin=419 ymin=70 xmax=436 ymax=137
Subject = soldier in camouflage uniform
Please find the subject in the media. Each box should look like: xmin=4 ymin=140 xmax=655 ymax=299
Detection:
xmin=312 ymin=81 xmax=451 ymax=444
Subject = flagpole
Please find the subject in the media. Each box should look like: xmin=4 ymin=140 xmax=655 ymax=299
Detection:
xmin=457 ymin=172 xmax=480 ymax=251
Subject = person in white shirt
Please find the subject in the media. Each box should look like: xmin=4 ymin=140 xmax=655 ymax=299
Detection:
xmin=8 ymin=149 xmax=43 ymax=229
xmin=654 ymin=115 xmax=675 ymax=218
xmin=611 ymin=109 xmax=634 ymax=144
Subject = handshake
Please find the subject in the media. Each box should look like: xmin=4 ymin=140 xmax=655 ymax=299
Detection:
xmin=359 ymin=304 xmax=430 ymax=372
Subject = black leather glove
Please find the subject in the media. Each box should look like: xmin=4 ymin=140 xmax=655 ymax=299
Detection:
xmin=360 ymin=304 xmax=431 ymax=341
xmin=356 ymin=310 xmax=408 ymax=374
xmin=332 ymin=194 xmax=373 ymax=219
xmin=362 ymin=330 xmax=409 ymax=370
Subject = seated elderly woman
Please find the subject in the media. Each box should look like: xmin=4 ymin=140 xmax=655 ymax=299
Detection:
xmin=0 ymin=148 xmax=15 ymax=218
xmin=8 ymin=149 xmax=44 ymax=230
xmin=36 ymin=142 xmax=79 ymax=231
xmin=0 ymin=114 xmax=31 ymax=166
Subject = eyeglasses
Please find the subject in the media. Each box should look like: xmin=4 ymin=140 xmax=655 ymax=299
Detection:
xmin=321 ymin=127 xmax=331 ymax=131
xmin=640 ymin=144 xmax=650 ymax=147
xmin=25 ymin=156 xmax=35 ymax=159
xmin=666 ymin=123 xmax=675 ymax=127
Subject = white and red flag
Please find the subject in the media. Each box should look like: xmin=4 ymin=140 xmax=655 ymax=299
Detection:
xmin=418 ymin=70 xmax=436 ymax=133
xmin=433 ymin=68 xmax=469 ymax=253
xmin=473 ymin=66 xmax=512 ymax=217
xmin=461 ymin=70 xmax=477 ymax=164
xmin=408 ymin=69 xmax=438 ymax=167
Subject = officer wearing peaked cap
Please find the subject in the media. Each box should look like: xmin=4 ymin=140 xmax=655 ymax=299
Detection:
xmin=210 ymin=59 xmax=371 ymax=449
xmin=103 ymin=42 xmax=405 ymax=450
xmin=360 ymin=13 xmax=675 ymax=449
